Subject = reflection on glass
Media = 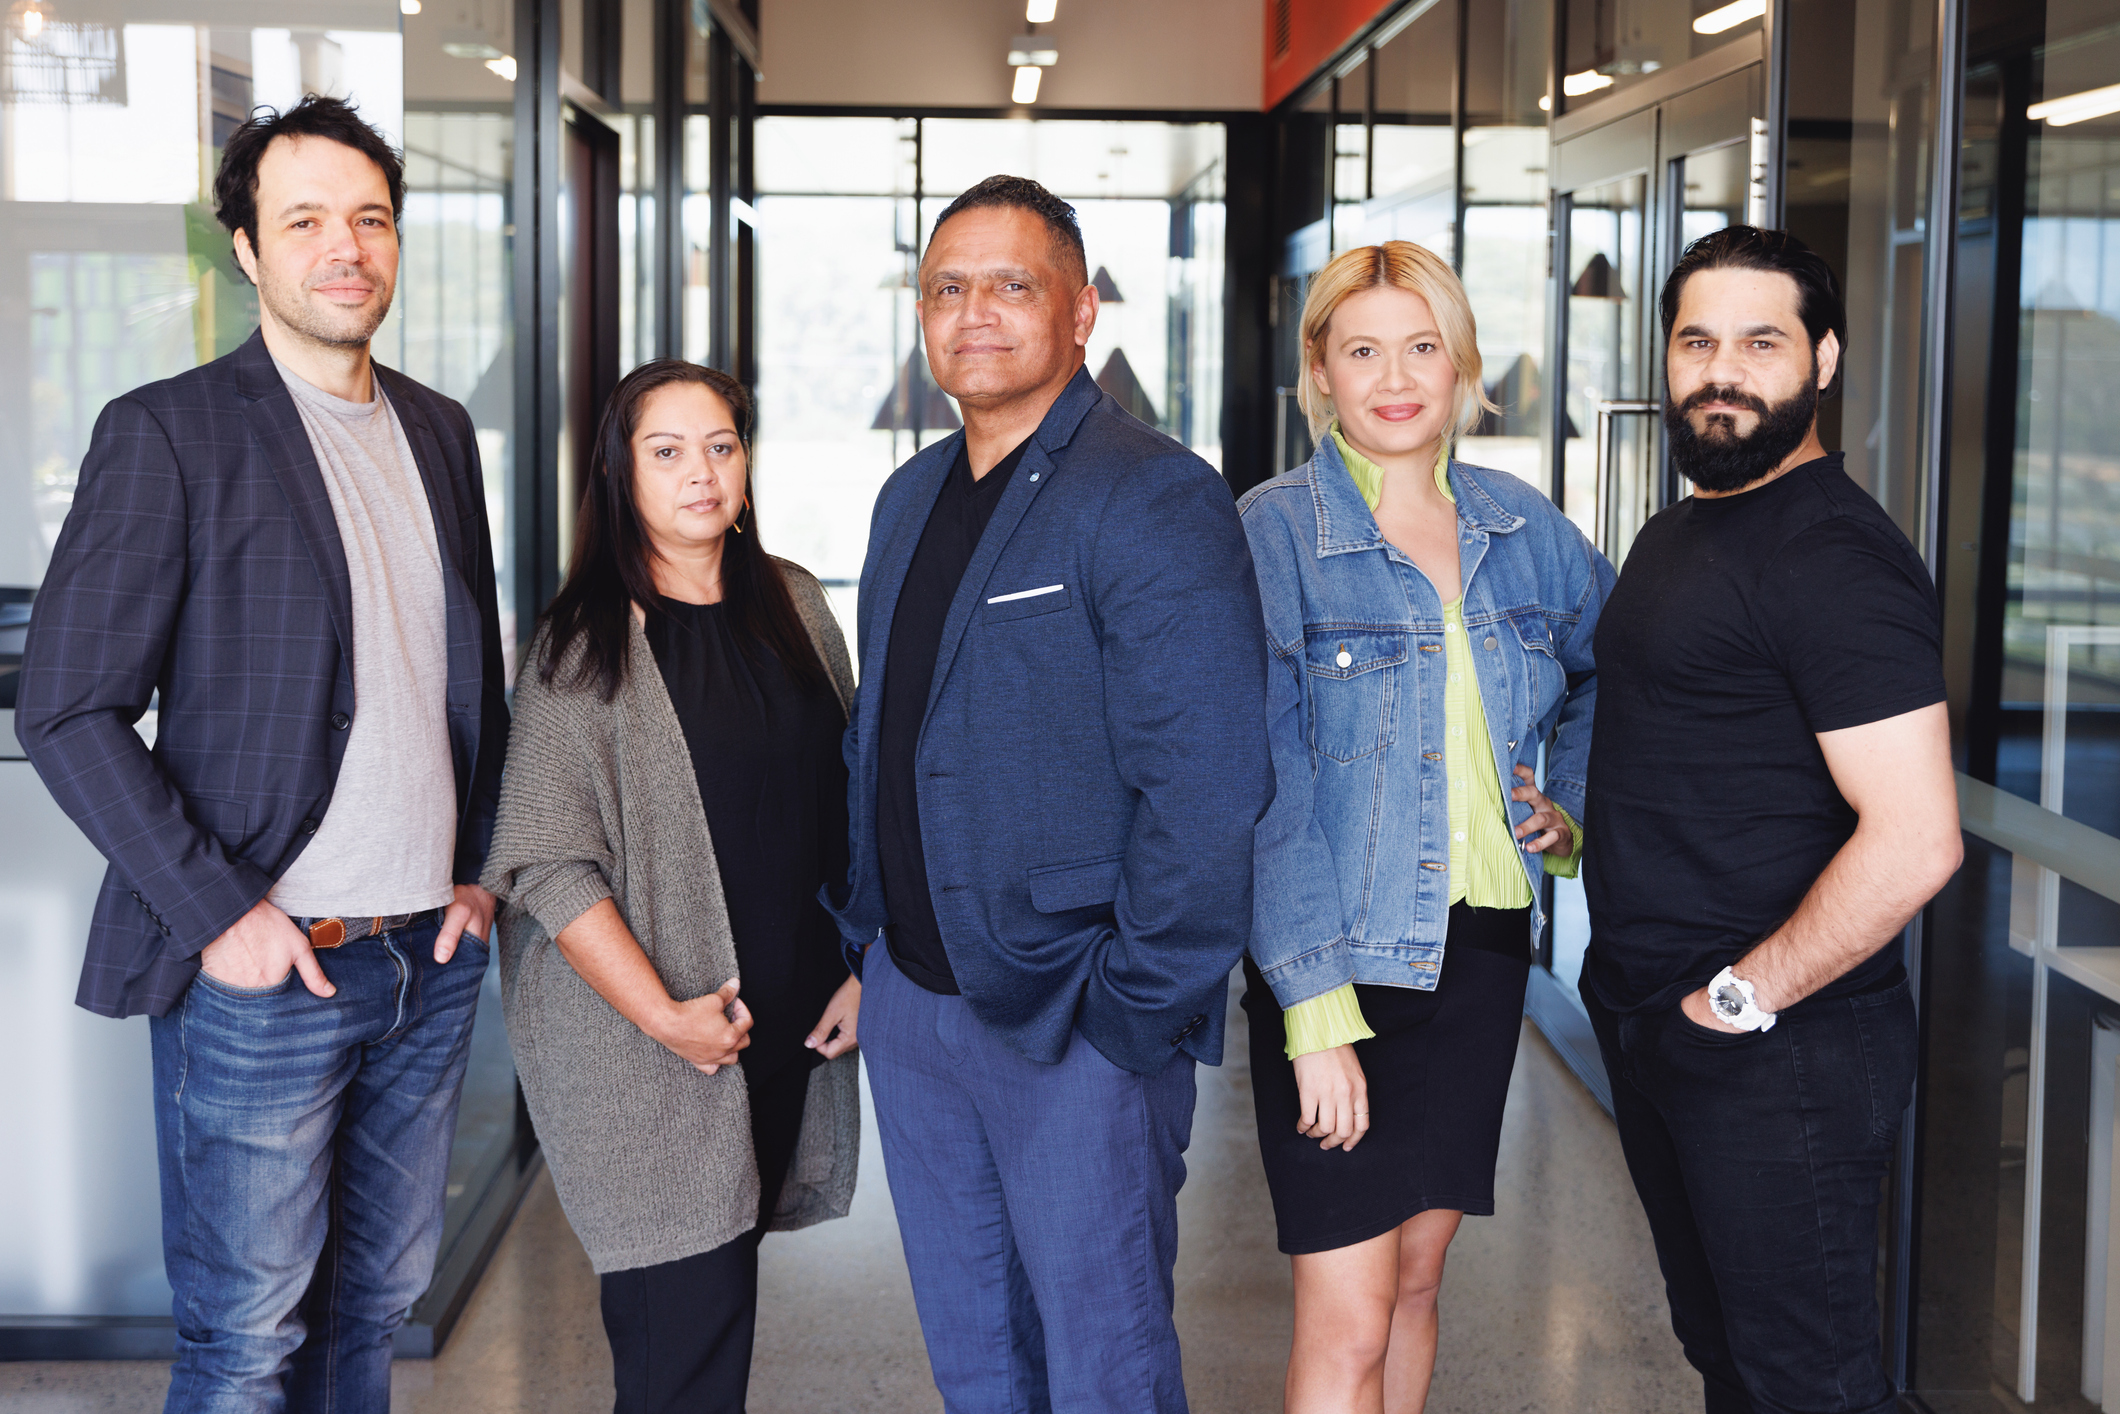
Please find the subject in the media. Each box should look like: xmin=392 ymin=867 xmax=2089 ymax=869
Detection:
xmin=1558 ymin=0 xmax=1760 ymax=110
xmin=1457 ymin=0 xmax=1549 ymax=488
xmin=395 ymin=109 xmax=515 ymax=651
xmin=1678 ymin=141 xmax=1748 ymax=247
xmin=0 ymin=0 xmax=526 ymax=1333
xmin=1366 ymin=0 xmax=1454 ymax=257
xmin=1918 ymin=0 xmax=2120 ymax=1405
xmin=1783 ymin=0 xmax=1938 ymax=540
xmin=1461 ymin=127 xmax=1550 ymax=484
xmin=1334 ymin=118 xmax=1368 ymax=252
xmin=681 ymin=9 xmax=713 ymax=366
xmin=617 ymin=114 xmax=658 ymax=376
xmin=1562 ymin=174 xmax=1648 ymax=553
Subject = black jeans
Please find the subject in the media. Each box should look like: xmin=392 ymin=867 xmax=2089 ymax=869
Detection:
xmin=1581 ymin=972 xmax=1916 ymax=1414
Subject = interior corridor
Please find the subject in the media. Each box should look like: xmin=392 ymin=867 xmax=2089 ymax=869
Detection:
xmin=0 ymin=981 xmax=1695 ymax=1414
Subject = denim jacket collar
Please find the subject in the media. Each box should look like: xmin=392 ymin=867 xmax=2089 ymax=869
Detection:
xmin=1306 ymin=434 xmax=1527 ymax=561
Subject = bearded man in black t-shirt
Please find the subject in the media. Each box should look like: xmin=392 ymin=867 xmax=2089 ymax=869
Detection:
xmin=1582 ymin=226 xmax=1962 ymax=1414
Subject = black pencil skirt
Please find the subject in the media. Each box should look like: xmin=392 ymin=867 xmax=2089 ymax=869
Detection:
xmin=1242 ymin=902 xmax=1532 ymax=1256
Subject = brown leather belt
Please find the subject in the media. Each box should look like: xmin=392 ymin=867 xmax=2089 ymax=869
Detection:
xmin=294 ymin=909 xmax=441 ymax=950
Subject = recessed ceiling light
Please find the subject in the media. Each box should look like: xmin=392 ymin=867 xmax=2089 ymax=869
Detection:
xmin=1012 ymin=66 xmax=1042 ymax=104
xmin=1025 ymin=0 xmax=1056 ymax=21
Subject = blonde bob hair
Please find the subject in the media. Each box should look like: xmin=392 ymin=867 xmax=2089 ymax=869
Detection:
xmin=1297 ymin=240 xmax=1498 ymax=443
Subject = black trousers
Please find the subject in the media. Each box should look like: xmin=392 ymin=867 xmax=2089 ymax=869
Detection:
xmin=599 ymin=1060 xmax=812 ymax=1414
xmin=1581 ymin=972 xmax=1915 ymax=1414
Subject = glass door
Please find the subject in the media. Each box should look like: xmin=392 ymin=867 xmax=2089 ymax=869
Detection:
xmin=1529 ymin=67 xmax=1763 ymax=1105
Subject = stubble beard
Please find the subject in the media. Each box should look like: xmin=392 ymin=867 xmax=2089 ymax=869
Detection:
xmin=258 ymin=260 xmax=394 ymax=353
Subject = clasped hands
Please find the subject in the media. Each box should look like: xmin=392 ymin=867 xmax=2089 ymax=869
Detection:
xmin=648 ymin=972 xmax=862 ymax=1075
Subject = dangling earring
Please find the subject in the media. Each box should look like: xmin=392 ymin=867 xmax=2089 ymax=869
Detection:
xmin=731 ymin=494 xmax=750 ymax=534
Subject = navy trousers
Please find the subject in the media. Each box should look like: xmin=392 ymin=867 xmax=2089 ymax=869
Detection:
xmin=861 ymin=941 xmax=1197 ymax=1414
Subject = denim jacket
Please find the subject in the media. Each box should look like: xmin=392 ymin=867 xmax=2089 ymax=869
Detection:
xmin=1236 ymin=437 xmax=1615 ymax=1009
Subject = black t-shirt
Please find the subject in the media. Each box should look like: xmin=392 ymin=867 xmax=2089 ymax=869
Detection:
xmin=643 ymin=596 xmax=851 ymax=1082
xmin=1582 ymin=453 xmax=1946 ymax=1015
xmin=876 ymin=436 xmax=1030 ymax=994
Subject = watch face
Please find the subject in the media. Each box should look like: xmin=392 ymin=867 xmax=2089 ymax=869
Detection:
xmin=1713 ymin=984 xmax=1745 ymax=1018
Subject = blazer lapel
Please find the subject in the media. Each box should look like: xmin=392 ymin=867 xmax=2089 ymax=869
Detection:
xmin=234 ymin=331 xmax=355 ymax=669
xmin=920 ymin=440 xmax=1054 ymax=724
xmin=921 ymin=366 xmax=1105 ymax=723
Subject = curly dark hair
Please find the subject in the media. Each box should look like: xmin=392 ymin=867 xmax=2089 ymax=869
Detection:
xmin=1659 ymin=225 xmax=1848 ymax=396
xmin=925 ymin=174 xmax=1087 ymax=284
xmin=212 ymin=94 xmax=405 ymax=282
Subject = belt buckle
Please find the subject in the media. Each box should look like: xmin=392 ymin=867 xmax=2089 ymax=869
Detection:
xmin=308 ymin=917 xmax=348 ymax=950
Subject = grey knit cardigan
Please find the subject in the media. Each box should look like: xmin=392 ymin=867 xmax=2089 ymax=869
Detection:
xmin=480 ymin=561 xmax=860 ymax=1274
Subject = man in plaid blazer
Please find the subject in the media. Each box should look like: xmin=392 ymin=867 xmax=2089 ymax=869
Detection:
xmin=17 ymin=96 xmax=508 ymax=1413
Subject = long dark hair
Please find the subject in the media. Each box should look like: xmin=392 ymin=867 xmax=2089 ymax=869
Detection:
xmin=537 ymin=359 xmax=827 ymax=701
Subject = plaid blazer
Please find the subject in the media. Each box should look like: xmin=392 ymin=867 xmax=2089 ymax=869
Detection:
xmin=17 ymin=329 xmax=512 ymax=1018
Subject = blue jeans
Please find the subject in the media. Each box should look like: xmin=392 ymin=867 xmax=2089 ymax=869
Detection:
xmin=1582 ymin=972 xmax=1916 ymax=1414
xmin=149 ymin=915 xmax=486 ymax=1414
xmin=861 ymin=941 xmax=1197 ymax=1414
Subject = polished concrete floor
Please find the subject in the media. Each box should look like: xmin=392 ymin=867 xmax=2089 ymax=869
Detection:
xmin=0 ymin=983 xmax=1698 ymax=1412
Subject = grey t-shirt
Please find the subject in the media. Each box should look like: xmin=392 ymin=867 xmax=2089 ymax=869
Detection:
xmin=268 ymin=360 xmax=458 ymax=918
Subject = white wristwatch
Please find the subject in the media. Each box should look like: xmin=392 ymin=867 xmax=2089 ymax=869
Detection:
xmin=1707 ymin=966 xmax=1778 ymax=1032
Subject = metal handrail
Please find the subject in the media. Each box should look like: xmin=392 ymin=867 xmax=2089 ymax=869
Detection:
xmin=1957 ymin=773 xmax=2120 ymax=909
xmin=1594 ymin=399 xmax=1660 ymax=555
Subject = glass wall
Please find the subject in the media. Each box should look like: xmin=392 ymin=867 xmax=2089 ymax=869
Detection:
xmin=1919 ymin=0 xmax=2120 ymax=1405
xmin=0 ymin=0 xmax=532 ymax=1347
xmin=1459 ymin=0 xmax=1554 ymax=484
xmin=752 ymin=114 xmax=1227 ymax=639
xmin=1267 ymin=0 xmax=1551 ymax=487
xmin=1368 ymin=3 xmax=1455 ymax=259
xmin=1783 ymin=0 xmax=1945 ymax=543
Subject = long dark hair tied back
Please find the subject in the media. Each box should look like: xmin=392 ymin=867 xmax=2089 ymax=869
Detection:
xmin=538 ymin=358 xmax=826 ymax=701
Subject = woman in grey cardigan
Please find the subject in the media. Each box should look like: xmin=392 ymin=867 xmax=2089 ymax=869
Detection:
xmin=483 ymin=360 xmax=860 ymax=1414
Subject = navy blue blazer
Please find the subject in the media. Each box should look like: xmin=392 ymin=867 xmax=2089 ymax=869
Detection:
xmin=829 ymin=367 xmax=1273 ymax=1075
xmin=17 ymin=329 xmax=511 ymax=1019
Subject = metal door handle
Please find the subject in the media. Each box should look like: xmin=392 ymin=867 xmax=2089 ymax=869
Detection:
xmin=1274 ymin=386 xmax=1303 ymax=474
xmin=1594 ymin=400 xmax=1660 ymax=553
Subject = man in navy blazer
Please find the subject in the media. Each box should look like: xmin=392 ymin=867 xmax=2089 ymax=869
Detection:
xmin=17 ymin=98 xmax=507 ymax=1413
xmin=831 ymin=175 xmax=1272 ymax=1412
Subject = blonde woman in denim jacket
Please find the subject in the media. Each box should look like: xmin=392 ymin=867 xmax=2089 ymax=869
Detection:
xmin=1237 ymin=241 xmax=1615 ymax=1414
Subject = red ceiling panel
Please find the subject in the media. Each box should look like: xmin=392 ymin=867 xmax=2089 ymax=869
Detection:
xmin=1262 ymin=0 xmax=1397 ymax=110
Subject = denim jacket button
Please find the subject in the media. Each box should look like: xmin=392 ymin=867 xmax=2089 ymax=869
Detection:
xmin=1483 ymin=635 xmax=1498 ymax=650
xmin=1336 ymin=647 xmax=1351 ymax=668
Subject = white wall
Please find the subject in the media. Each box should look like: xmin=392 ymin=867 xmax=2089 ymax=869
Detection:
xmin=757 ymin=0 xmax=1261 ymax=112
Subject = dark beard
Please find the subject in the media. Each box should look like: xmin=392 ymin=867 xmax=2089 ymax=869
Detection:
xmin=1663 ymin=375 xmax=1819 ymax=493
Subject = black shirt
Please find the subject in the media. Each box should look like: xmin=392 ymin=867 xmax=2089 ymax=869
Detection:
xmin=1582 ymin=453 xmax=1946 ymax=1015
xmin=643 ymin=596 xmax=852 ymax=1081
xmin=877 ymin=436 xmax=1030 ymax=994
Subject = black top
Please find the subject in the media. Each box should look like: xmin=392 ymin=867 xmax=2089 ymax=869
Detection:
xmin=877 ymin=435 xmax=1031 ymax=994
xmin=643 ymin=596 xmax=851 ymax=1081
xmin=1582 ymin=453 xmax=1946 ymax=1015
